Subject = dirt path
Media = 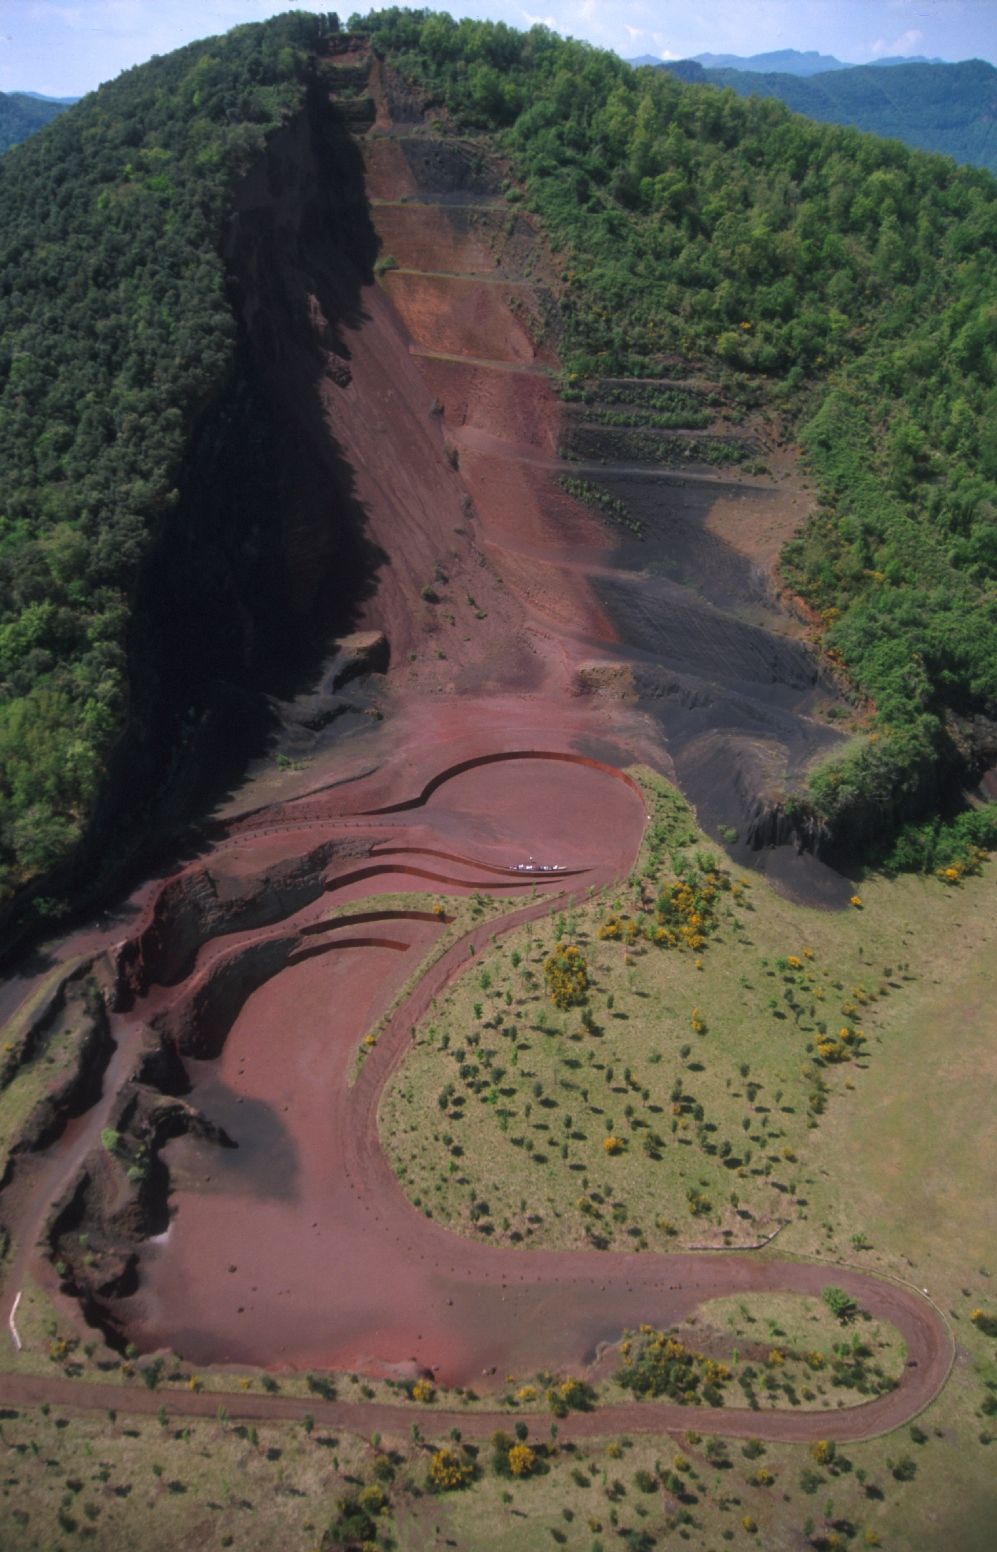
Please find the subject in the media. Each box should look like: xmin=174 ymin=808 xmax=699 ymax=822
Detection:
xmin=0 ymin=749 xmax=953 ymax=1442
xmin=0 ymin=1277 xmax=952 ymax=1444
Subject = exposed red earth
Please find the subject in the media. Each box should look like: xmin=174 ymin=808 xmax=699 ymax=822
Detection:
xmin=0 ymin=39 xmax=952 ymax=1443
xmin=0 ymin=746 xmax=954 ymax=1439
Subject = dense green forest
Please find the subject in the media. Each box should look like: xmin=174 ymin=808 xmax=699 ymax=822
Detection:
xmin=664 ymin=58 xmax=997 ymax=175
xmin=0 ymin=91 xmax=70 ymax=154
xmin=356 ymin=9 xmax=997 ymax=856
xmin=0 ymin=11 xmax=341 ymax=902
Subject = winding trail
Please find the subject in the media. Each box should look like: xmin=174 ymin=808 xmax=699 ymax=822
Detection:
xmin=0 ymin=1314 xmax=954 ymax=1444
xmin=0 ymin=750 xmax=953 ymax=1445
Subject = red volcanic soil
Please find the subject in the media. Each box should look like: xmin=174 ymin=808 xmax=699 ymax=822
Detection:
xmin=371 ymin=203 xmax=539 ymax=279
xmin=383 ymin=270 xmax=554 ymax=365
xmin=417 ymin=354 xmax=561 ymax=451
xmin=0 ymin=42 xmax=942 ymax=1443
xmin=107 ymin=753 xmax=649 ymax=1376
xmin=59 ymin=747 xmax=946 ymax=1442
xmin=0 ymin=739 xmax=950 ymax=1441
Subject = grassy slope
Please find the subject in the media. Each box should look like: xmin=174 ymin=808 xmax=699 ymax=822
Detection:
xmin=688 ymin=1291 xmax=907 ymax=1378
xmin=389 ymin=940 xmax=995 ymax=1550
xmin=380 ymin=776 xmax=991 ymax=1258
xmin=0 ymin=1401 xmax=384 ymax=1549
xmin=378 ymin=775 xmax=997 ymax=1549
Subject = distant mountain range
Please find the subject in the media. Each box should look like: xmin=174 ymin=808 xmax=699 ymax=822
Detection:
xmin=642 ymin=56 xmax=996 ymax=174
xmin=690 ymin=48 xmax=942 ymax=75
xmin=15 ymin=90 xmax=81 ymax=105
xmin=0 ymin=90 xmax=75 ymax=152
xmin=628 ymin=48 xmax=945 ymax=76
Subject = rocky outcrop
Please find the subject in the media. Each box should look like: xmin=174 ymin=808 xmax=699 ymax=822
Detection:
xmin=13 ymin=998 xmax=114 ymax=1159
xmin=116 ymin=834 xmax=369 ymax=998
xmin=46 ymin=1081 xmax=238 ymax=1346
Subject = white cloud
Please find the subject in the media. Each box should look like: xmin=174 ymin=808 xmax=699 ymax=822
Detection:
xmin=869 ymin=25 xmax=924 ymax=57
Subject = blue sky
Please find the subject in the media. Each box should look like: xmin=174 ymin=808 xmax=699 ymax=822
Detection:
xmin=2 ymin=0 xmax=995 ymax=98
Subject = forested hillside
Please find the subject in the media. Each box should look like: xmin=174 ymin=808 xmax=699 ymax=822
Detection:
xmin=666 ymin=58 xmax=997 ymax=174
xmin=1 ymin=6 xmax=994 ymax=912
xmin=359 ymin=9 xmax=996 ymax=861
xmin=0 ymin=11 xmax=341 ymax=903
xmin=0 ymin=90 xmax=69 ymax=153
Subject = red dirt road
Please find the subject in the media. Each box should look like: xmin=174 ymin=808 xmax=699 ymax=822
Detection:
xmin=0 ymin=748 xmax=952 ymax=1447
xmin=106 ymin=752 xmax=653 ymax=1376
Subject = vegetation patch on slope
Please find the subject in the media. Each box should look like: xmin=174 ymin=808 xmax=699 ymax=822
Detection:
xmin=379 ymin=772 xmax=965 ymax=1253
xmin=611 ymin=1301 xmax=903 ymax=1413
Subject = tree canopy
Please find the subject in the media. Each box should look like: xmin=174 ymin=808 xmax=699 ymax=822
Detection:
xmin=0 ymin=10 xmax=341 ymax=900
xmin=667 ymin=59 xmax=997 ymax=175
xmin=0 ymin=92 xmax=72 ymax=154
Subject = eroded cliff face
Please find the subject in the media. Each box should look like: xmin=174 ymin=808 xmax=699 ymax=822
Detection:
xmin=318 ymin=46 xmax=849 ymax=886
xmin=87 ymin=90 xmax=385 ymax=870
xmin=6 ymin=32 xmax=854 ymax=975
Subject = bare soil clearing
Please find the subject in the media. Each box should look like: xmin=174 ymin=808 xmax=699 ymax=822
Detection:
xmin=0 ymin=749 xmax=952 ymax=1443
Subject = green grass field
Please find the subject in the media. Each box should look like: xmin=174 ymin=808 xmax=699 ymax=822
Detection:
xmin=379 ymin=775 xmax=983 ymax=1263
xmin=375 ymin=772 xmax=997 ymax=1549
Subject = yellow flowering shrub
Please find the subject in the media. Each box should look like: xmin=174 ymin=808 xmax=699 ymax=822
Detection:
xmin=552 ymin=1376 xmax=589 ymax=1410
xmin=508 ymin=1443 xmax=536 ymax=1477
xmin=617 ymin=1327 xmax=730 ymax=1402
xmin=428 ymin=1448 xmax=474 ymax=1490
xmin=543 ymin=944 xmax=589 ymax=1008
xmin=653 ymin=865 xmax=734 ymax=953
